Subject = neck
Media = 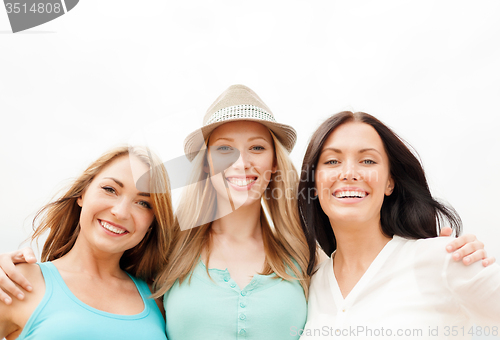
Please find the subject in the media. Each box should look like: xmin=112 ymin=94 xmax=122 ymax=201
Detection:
xmin=53 ymin=236 xmax=126 ymax=279
xmin=331 ymin=218 xmax=392 ymax=271
xmin=212 ymin=197 xmax=263 ymax=241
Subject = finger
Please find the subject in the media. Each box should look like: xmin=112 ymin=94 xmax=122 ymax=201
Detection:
xmin=11 ymin=248 xmax=37 ymax=264
xmin=451 ymin=241 xmax=482 ymax=261
xmin=482 ymin=256 xmax=496 ymax=267
xmin=0 ymin=289 xmax=13 ymax=305
xmin=0 ymin=255 xmax=33 ymax=293
xmin=439 ymin=227 xmax=453 ymax=237
xmin=446 ymin=233 xmax=476 ymax=253
xmin=0 ymin=268 xmax=26 ymax=301
xmin=20 ymin=248 xmax=37 ymax=264
xmin=462 ymin=249 xmax=487 ymax=266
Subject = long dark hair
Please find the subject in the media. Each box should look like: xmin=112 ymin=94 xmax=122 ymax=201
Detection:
xmin=298 ymin=111 xmax=462 ymax=275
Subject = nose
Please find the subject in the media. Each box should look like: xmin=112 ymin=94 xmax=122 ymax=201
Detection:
xmin=231 ymin=150 xmax=251 ymax=170
xmin=111 ymin=197 xmax=132 ymax=220
xmin=339 ymin=161 xmax=359 ymax=181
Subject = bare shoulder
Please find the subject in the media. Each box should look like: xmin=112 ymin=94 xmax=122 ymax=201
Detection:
xmin=0 ymin=264 xmax=44 ymax=339
xmin=16 ymin=263 xmax=44 ymax=283
xmin=7 ymin=264 xmax=46 ymax=337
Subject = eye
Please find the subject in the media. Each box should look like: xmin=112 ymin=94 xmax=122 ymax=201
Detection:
xmin=138 ymin=201 xmax=152 ymax=209
xmin=102 ymin=186 xmax=116 ymax=194
xmin=216 ymin=145 xmax=233 ymax=152
xmin=362 ymin=159 xmax=376 ymax=165
xmin=325 ymin=159 xmax=339 ymax=165
xmin=251 ymin=145 xmax=265 ymax=151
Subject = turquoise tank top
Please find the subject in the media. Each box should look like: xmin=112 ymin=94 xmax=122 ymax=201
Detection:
xmin=17 ymin=262 xmax=167 ymax=340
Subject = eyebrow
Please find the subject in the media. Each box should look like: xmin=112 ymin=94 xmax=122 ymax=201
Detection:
xmin=104 ymin=177 xmax=124 ymax=187
xmin=248 ymin=136 xmax=270 ymax=143
xmin=213 ymin=136 xmax=270 ymax=143
xmin=321 ymin=147 xmax=382 ymax=155
xmin=103 ymin=177 xmax=151 ymax=197
xmin=213 ymin=137 xmax=234 ymax=142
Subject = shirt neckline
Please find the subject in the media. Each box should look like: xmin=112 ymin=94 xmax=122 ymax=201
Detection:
xmin=197 ymin=258 xmax=277 ymax=291
xmin=46 ymin=261 xmax=150 ymax=320
xmin=327 ymin=236 xmax=401 ymax=308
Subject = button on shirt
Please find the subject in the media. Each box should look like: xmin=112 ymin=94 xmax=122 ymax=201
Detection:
xmin=164 ymin=260 xmax=307 ymax=340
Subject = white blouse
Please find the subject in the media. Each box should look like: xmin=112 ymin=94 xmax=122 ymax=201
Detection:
xmin=300 ymin=236 xmax=500 ymax=340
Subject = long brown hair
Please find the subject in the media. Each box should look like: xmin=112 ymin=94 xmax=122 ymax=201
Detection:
xmin=153 ymin=132 xmax=310 ymax=298
xmin=298 ymin=111 xmax=462 ymax=275
xmin=31 ymin=146 xmax=174 ymax=281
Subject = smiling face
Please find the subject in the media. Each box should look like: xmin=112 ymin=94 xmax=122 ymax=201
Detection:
xmin=207 ymin=121 xmax=277 ymax=210
xmin=315 ymin=122 xmax=394 ymax=228
xmin=76 ymin=155 xmax=155 ymax=255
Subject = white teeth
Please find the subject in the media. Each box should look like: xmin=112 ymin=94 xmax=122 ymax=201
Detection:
xmin=335 ymin=191 xmax=366 ymax=198
xmin=100 ymin=221 xmax=127 ymax=234
xmin=227 ymin=178 xmax=256 ymax=187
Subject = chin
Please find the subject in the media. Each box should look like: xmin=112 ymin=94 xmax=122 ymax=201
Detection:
xmin=232 ymin=195 xmax=261 ymax=210
xmin=329 ymin=212 xmax=368 ymax=225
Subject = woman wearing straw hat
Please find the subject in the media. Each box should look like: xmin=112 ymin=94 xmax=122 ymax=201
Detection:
xmin=151 ymin=84 xmax=310 ymax=340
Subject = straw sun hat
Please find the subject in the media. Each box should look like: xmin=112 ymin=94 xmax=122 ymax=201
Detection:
xmin=183 ymin=84 xmax=297 ymax=161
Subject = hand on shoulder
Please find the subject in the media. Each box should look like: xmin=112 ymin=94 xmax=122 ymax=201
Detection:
xmin=0 ymin=263 xmax=44 ymax=339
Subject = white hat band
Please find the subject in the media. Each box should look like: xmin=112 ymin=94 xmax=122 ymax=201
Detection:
xmin=205 ymin=104 xmax=276 ymax=126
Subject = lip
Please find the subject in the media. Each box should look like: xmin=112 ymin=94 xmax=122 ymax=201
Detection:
xmin=225 ymin=176 xmax=258 ymax=191
xmin=98 ymin=219 xmax=129 ymax=237
xmin=332 ymin=186 xmax=369 ymax=204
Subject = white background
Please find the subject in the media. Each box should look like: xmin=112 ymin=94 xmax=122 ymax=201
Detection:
xmin=0 ymin=1 xmax=499 ymax=337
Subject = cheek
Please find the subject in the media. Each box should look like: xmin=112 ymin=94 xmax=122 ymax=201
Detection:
xmin=364 ymin=169 xmax=388 ymax=191
xmin=256 ymin=156 xmax=275 ymax=178
xmin=209 ymin=173 xmax=226 ymax=195
xmin=136 ymin=211 xmax=155 ymax=233
xmin=315 ymin=169 xmax=337 ymax=193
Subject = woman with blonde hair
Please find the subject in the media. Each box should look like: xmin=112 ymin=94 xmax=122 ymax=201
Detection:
xmin=0 ymin=146 xmax=172 ymax=339
xmin=152 ymin=84 xmax=310 ymax=340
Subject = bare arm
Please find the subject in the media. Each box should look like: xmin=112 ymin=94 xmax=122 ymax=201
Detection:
xmin=0 ymin=263 xmax=44 ymax=339
xmin=0 ymin=248 xmax=37 ymax=305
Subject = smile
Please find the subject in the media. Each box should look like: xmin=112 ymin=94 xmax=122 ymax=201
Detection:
xmin=99 ymin=220 xmax=128 ymax=235
xmin=334 ymin=190 xmax=367 ymax=199
xmin=226 ymin=177 xmax=257 ymax=187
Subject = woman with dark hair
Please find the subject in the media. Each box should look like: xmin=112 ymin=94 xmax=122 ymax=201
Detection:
xmin=297 ymin=112 xmax=500 ymax=339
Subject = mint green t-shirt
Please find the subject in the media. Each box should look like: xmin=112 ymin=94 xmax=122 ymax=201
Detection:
xmin=164 ymin=260 xmax=307 ymax=339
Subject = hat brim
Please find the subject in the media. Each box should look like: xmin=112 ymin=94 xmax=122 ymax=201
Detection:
xmin=183 ymin=118 xmax=297 ymax=161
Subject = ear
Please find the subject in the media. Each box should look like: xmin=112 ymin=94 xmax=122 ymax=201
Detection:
xmin=272 ymin=157 xmax=277 ymax=174
xmin=385 ymin=176 xmax=395 ymax=196
xmin=77 ymin=196 xmax=83 ymax=207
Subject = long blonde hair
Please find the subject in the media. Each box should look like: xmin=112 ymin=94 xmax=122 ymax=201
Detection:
xmin=31 ymin=146 xmax=174 ymax=281
xmin=153 ymin=132 xmax=310 ymax=297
